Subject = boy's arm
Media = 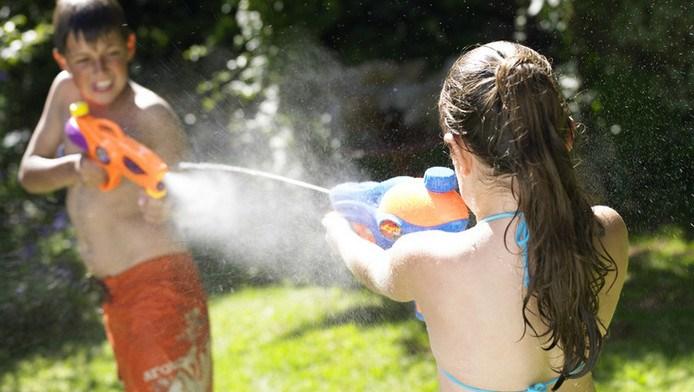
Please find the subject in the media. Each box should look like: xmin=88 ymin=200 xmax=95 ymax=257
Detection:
xmin=18 ymin=72 xmax=103 ymax=193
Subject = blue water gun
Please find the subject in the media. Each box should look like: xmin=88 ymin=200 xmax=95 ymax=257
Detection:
xmin=329 ymin=167 xmax=470 ymax=320
xmin=329 ymin=167 xmax=470 ymax=248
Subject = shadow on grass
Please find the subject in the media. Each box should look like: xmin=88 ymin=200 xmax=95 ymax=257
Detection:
xmin=280 ymin=298 xmax=414 ymax=340
xmin=594 ymin=245 xmax=694 ymax=378
xmin=279 ymin=297 xmax=432 ymax=356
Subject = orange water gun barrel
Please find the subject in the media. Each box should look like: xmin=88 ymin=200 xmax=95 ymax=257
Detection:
xmin=64 ymin=101 xmax=168 ymax=198
xmin=329 ymin=167 xmax=469 ymax=248
xmin=376 ymin=167 xmax=469 ymax=243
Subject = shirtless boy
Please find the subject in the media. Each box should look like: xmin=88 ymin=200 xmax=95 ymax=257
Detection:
xmin=18 ymin=1 xmax=212 ymax=390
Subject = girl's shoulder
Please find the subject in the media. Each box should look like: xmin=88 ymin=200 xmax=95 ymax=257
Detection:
xmin=392 ymin=225 xmax=483 ymax=265
xmin=592 ymin=206 xmax=628 ymax=242
xmin=591 ymin=205 xmax=629 ymax=268
xmin=592 ymin=205 xmax=625 ymax=227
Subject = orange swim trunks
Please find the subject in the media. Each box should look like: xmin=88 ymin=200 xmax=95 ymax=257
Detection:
xmin=101 ymin=253 xmax=212 ymax=392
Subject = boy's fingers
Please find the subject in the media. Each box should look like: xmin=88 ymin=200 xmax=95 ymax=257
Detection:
xmin=139 ymin=193 xmax=170 ymax=224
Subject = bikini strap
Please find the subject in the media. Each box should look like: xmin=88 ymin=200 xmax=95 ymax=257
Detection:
xmin=441 ymin=368 xmax=560 ymax=392
xmin=478 ymin=211 xmax=530 ymax=287
xmin=477 ymin=211 xmax=517 ymax=223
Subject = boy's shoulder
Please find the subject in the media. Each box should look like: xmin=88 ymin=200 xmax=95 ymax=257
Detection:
xmin=126 ymin=82 xmax=186 ymax=162
xmin=130 ymin=82 xmax=178 ymax=120
xmin=131 ymin=82 xmax=173 ymax=111
xmin=50 ymin=70 xmax=82 ymax=105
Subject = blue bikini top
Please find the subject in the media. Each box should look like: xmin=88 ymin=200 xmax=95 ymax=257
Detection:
xmin=479 ymin=211 xmax=530 ymax=288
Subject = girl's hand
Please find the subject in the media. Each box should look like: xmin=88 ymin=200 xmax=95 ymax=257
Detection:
xmin=322 ymin=211 xmax=353 ymax=251
xmin=138 ymin=192 xmax=171 ymax=224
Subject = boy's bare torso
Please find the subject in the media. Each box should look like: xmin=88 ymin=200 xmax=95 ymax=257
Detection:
xmin=57 ymin=74 xmax=186 ymax=277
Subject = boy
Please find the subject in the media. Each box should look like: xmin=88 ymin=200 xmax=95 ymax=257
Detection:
xmin=18 ymin=1 xmax=212 ymax=390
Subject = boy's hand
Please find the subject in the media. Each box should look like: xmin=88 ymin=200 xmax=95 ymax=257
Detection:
xmin=75 ymin=154 xmax=107 ymax=187
xmin=138 ymin=192 xmax=171 ymax=224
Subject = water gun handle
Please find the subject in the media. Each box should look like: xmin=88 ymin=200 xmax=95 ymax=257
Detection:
xmin=331 ymin=200 xmax=379 ymax=244
xmin=329 ymin=181 xmax=384 ymax=245
xmin=66 ymin=113 xmax=123 ymax=191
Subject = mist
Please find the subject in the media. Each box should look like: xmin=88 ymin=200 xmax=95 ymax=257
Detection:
xmin=143 ymin=37 xmax=444 ymax=287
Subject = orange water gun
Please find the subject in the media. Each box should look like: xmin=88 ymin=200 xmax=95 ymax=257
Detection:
xmin=64 ymin=101 xmax=168 ymax=198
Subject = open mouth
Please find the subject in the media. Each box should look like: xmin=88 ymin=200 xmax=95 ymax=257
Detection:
xmin=93 ymin=79 xmax=114 ymax=92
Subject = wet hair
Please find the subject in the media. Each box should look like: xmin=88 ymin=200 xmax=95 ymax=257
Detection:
xmin=438 ymin=41 xmax=616 ymax=386
xmin=53 ymin=0 xmax=130 ymax=54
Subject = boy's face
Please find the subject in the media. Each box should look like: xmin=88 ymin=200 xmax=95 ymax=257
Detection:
xmin=53 ymin=30 xmax=136 ymax=107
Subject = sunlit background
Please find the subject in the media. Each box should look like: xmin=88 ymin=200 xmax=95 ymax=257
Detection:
xmin=1 ymin=1 xmax=692 ymax=391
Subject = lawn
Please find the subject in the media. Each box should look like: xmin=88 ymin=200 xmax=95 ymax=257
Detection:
xmin=1 ymin=228 xmax=692 ymax=391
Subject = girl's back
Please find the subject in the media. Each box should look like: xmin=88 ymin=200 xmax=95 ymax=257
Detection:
xmin=408 ymin=206 xmax=628 ymax=391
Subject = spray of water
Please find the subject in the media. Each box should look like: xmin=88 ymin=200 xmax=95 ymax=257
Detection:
xmin=176 ymin=162 xmax=329 ymax=194
xmin=163 ymin=163 xmax=350 ymax=287
xmin=143 ymin=37 xmax=448 ymax=289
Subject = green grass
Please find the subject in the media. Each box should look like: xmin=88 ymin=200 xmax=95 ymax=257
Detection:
xmin=1 ymin=228 xmax=692 ymax=391
xmin=209 ymin=286 xmax=436 ymax=391
xmin=592 ymin=226 xmax=694 ymax=391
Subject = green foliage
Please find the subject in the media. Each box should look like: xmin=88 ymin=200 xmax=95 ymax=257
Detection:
xmin=566 ymin=0 xmax=693 ymax=233
xmin=0 ymin=15 xmax=51 ymax=68
xmin=0 ymin=3 xmax=100 ymax=359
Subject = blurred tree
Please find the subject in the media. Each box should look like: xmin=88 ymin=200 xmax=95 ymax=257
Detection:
xmin=0 ymin=1 xmax=91 ymax=358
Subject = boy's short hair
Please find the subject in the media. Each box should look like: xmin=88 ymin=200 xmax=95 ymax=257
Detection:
xmin=53 ymin=0 xmax=131 ymax=54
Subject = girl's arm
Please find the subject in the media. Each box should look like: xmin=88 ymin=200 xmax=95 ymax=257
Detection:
xmin=322 ymin=211 xmax=417 ymax=302
xmin=592 ymin=205 xmax=629 ymax=333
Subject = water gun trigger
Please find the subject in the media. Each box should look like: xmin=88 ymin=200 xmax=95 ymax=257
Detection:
xmin=331 ymin=200 xmax=378 ymax=243
xmin=376 ymin=214 xmax=403 ymax=241
xmin=90 ymin=137 xmax=122 ymax=192
xmin=100 ymin=168 xmax=122 ymax=192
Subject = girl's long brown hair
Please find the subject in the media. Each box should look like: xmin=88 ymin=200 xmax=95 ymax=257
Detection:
xmin=438 ymin=41 xmax=616 ymax=384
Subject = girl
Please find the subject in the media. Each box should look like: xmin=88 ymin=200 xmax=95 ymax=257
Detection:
xmin=323 ymin=41 xmax=628 ymax=391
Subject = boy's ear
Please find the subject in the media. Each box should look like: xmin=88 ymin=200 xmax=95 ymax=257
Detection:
xmin=52 ymin=48 xmax=68 ymax=71
xmin=126 ymin=33 xmax=136 ymax=60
